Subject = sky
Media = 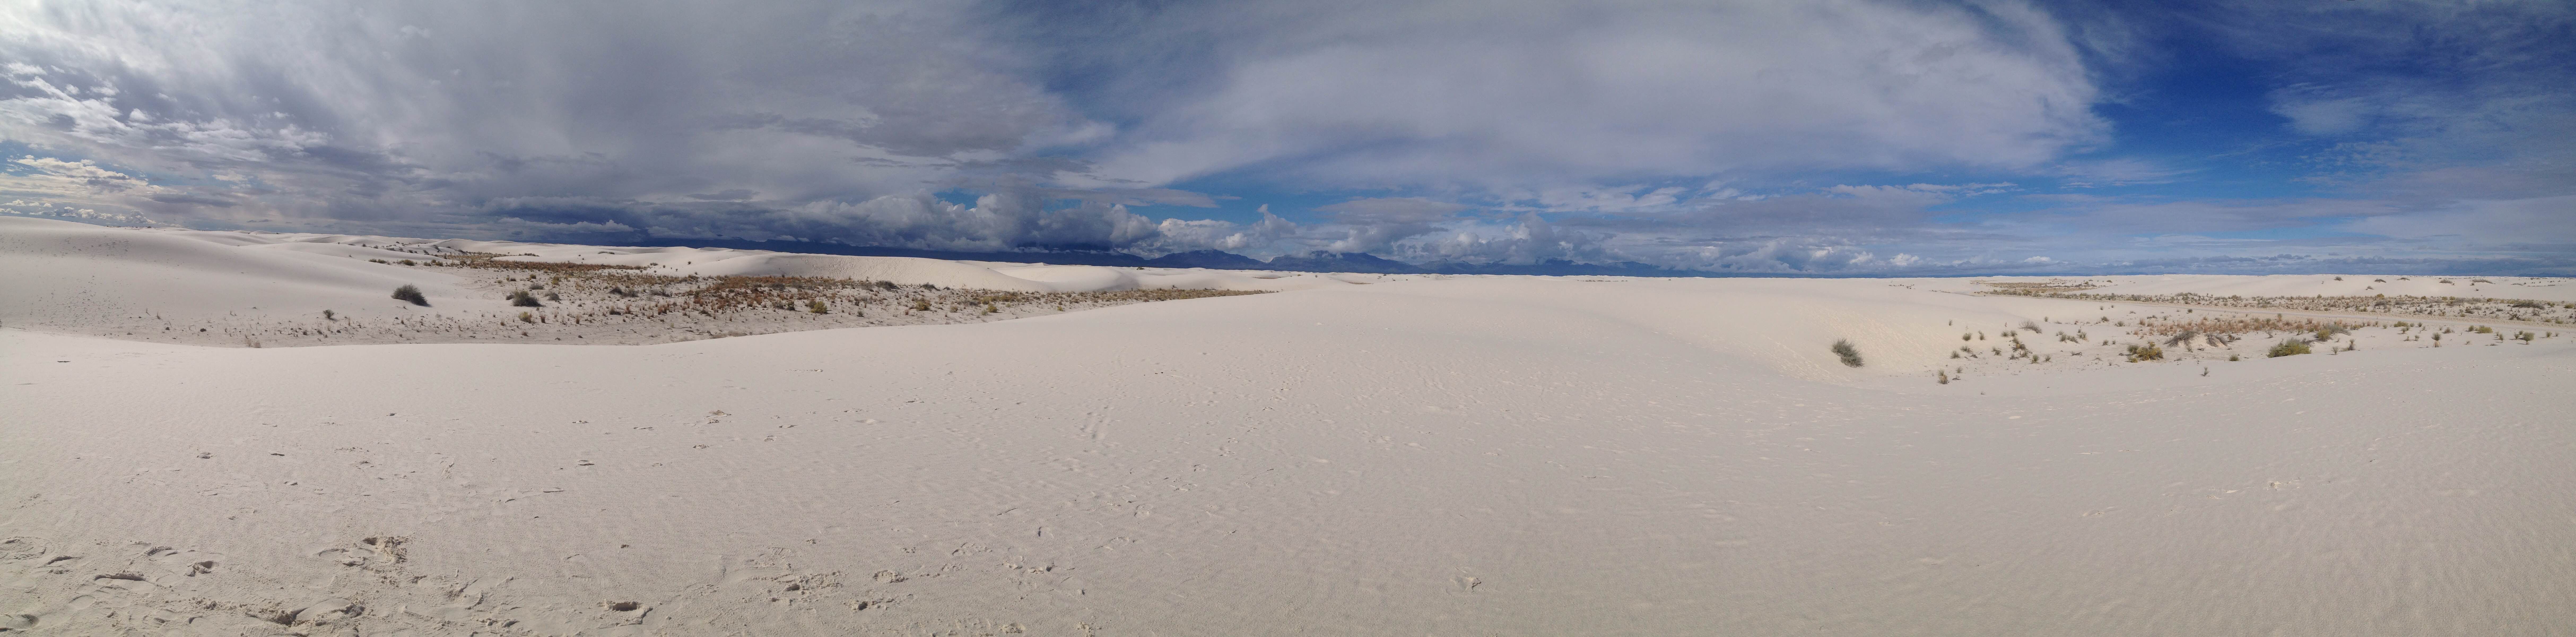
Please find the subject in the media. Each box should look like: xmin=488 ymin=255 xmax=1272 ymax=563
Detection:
xmin=2 ymin=0 xmax=2570 ymax=275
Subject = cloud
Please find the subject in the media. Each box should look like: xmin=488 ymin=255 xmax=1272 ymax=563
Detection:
xmin=0 ymin=0 xmax=1101 ymax=227
xmin=1405 ymin=213 xmax=1616 ymax=265
xmin=1152 ymin=205 xmax=1299 ymax=252
xmin=1055 ymin=0 xmax=2106 ymax=189
xmin=1314 ymin=197 xmax=1467 ymax=223
xmin=1312 ymin=197 xmax=1470 ymax=253
xmin=0 ymin=0 xmax=2564 ymax=276
xmin=2269 ymin=85 xmax=2377 ymax=136
xmin=2342 ymin=195 xmax=2576 ymax=247
xmin=4 ymin=156 xmax=152 ymax=195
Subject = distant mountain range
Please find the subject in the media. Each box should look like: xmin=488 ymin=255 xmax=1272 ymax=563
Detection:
xmin=621 ymin=237 xmax=1711 ymax=277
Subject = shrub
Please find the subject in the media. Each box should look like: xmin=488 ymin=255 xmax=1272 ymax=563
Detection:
xmin=518 ymin=311 xmax=534 ymax=323
xmin=392 ymin=284 xmax=430 ymax=306
xmin=544 ymin=291 xmax=562 ymax=301
xmin=2229 ymin=354 xmax=2241 ymax=361
xmin=875 ymin=281 xmax=900 ymax=291
xmin=911 ymin=299 xmax=932 ymax=311
xmin=1829 ymin=339 xmax=1863 ymax=367
xmin=322 ymin=309 xmax=336 ymax=321
xmin=920 ymin=283 xmax=939 ymax=290
xmin=808 ymin=299 xmax=828 ymax=313
xmin=1937 ymin=370 xmax=1949 ymax=384
xmin=509 ymin=290 xmax=543 ymax=307
xmin=2268 ymin=339 xmax=2312 ymax=357
xmin=2124 ymin=343 xmax=2164 ymax=362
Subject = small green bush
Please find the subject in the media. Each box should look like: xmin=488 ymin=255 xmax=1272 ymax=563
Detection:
xmin=1830 ymin=339 xmax=1863 ymax=367
xmin=509 ymin=290 xmax=543 ymax=307
xmin=2268 ymin=339 xmax=2312 ymax=358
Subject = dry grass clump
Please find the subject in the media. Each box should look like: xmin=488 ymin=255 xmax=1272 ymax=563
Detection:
xmin=2124 ymin=343 xmax=2164 ymax=362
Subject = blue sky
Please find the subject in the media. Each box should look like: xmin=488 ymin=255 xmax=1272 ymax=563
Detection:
xmin=2 ymin=0 xmax=2570 ymax=274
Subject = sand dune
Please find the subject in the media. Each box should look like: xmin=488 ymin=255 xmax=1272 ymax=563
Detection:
xmin=4 ymin=218 xmax=2573 ymax=635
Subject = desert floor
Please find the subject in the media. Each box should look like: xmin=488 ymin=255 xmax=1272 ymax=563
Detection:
xmin=5 ymin=217 xmax=2573 ymax=636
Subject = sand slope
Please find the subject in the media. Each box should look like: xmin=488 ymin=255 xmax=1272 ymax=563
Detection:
xmin=0 ymin=218 xmax=1351 ymax=347
xmin=4 ymin=219 xmax=2574 ymax=636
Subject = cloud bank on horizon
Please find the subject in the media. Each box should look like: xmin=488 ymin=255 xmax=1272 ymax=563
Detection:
xmin=2 ymin=0 xmax=2570 ymax=275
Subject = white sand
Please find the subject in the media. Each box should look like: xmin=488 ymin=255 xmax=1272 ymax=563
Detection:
xmin=4 ymin=218 xmax=2573 ymax=635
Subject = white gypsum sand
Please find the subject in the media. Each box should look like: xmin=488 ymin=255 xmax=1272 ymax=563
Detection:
xmin=4 ymin=217 xmax=2573 ymax=635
